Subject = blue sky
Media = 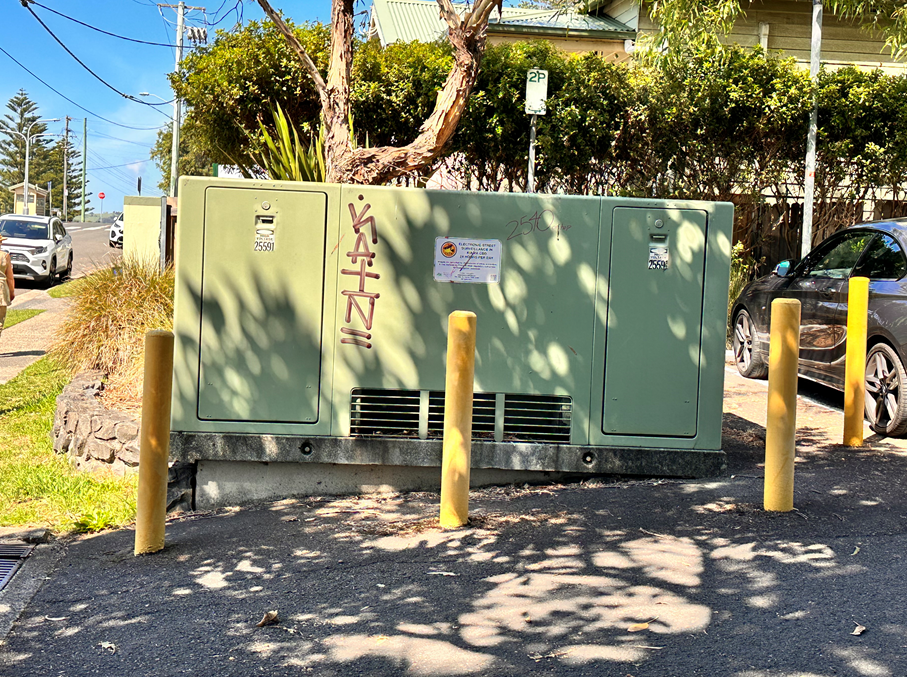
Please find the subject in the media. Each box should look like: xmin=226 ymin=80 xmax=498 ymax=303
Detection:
xmin=1 ymin=0 xmax=333 ymax=212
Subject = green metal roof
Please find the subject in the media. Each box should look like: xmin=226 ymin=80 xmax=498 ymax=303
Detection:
xmin=370 ymin=0 xmax=635 ymax=44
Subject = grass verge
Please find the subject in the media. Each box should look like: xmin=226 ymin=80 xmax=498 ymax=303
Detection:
xmin=4 ymin=308 xmax=46 ymax=329
xmin=48 ymin=276 xmax=90 ymax=299
xmin=0 ymin=357 xmax=137 ymax=533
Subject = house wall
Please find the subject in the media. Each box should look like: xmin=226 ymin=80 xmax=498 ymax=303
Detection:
xmin=636 ymin=0 xmax=906 ymax=73
xmin=489 ymin=34 xmax=630 ymax=61
xmin=12 ymin=188 xmax=48 ymax=216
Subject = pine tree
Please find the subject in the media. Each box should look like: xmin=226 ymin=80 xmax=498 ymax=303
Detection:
xmin=0 ymin=89 xmax=52 ymax=213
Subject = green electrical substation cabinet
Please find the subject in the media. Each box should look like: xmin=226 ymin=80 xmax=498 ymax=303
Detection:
xmin=170 ymin=177 xmax=733 ymax=478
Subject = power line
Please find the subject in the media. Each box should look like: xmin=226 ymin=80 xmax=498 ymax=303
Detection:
xmin=88 ymin=153 xmax=144 ymax=186
xmin=29 ymin=1 xmax=181 ymax=48
xmin=88 ymin=131 xmax=156 ymax=148
xmin=0 ymin=45 xmax=169 ymax=131
xmin=90 ymin=160 xmax=150 ymax=171
xmin=88 ymin=151 xmax=140 ymax=184
xmin=23 ymin=3 xmax=174 ymax=117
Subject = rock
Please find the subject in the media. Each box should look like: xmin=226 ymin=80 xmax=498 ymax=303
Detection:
xmin=119 ymin=442 xmax=141 ymax=466
xmin=95 ymin=420 xmax=118 ymax=441
xmin=69 ymin=435 xmax=86 ymax=457
xmin=116 ymin=422 xmax=139 ymax=444
xmin=88 ymin=440 xmax=116 ymax=463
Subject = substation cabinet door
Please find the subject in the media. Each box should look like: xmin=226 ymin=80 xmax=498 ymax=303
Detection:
xmin=602 ymin=208 xmax=708 ymax=437
xmin=197 ymin=188 xmax=328 ymax=424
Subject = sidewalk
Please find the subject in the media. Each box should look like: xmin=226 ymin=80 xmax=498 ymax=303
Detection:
xmin=2 ymin=367 xmax=906 ymax=676
xmin=0 ymin=289 xmax=71 ymax=384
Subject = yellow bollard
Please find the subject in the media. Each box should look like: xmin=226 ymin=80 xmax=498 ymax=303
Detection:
xmin=134 ymin=330 xmax=175 ymax=556
xmin=844 ymin=276 xmax=869 ymax=447
xmin=440 ymin=311 xmax=477 ymax=529
xmin=764 ymin=298 xmax=800 ymax=512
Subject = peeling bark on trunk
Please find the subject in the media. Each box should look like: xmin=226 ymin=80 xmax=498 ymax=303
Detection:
xmin=255 ymin=0 xmax=501 ymax=185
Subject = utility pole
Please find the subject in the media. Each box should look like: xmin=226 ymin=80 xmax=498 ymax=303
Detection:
xmin=81 ymin=117 xmax=87 ymax=223
xmin=801 ymin=0 xmax=823 ymax=258
xmin=159 ymin=2 xmax=204 ymax=198
xmin=63 ymin=116 xmax=70 ymax=221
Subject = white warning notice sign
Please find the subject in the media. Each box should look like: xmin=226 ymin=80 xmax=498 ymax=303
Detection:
xmin=434 ymin=237 xmax=502 ymax=284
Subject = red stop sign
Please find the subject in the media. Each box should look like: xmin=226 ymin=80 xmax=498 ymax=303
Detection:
xmin=98 ymin=192 xmax=106 ymax=199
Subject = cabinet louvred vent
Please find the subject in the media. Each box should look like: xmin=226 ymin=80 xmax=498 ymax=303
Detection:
xmin=350 ymin=389 xmax=420 ymax=438
xmin=349 ymin=389 xmax=572 ymax=444
xmin=427 ymin=392 xmax=496 ymax=439
xmin=504 ymin=394 xmax=572 ymax=444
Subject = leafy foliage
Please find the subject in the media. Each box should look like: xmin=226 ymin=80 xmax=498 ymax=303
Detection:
xmin=244 ymin=103 xmax=326 ymax=183
xmin=172 ymin=19 xmax=330 ymax=166
xmin=172 ymin=25 xmax=907 ymax=260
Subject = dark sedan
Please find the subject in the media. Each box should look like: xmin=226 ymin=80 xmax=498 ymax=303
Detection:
xmin=731 ymin=219 xmax=907 ymax=436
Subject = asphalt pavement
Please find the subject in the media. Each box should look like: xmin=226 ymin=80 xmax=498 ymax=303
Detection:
xmin=2 ymin=365 xmax=906 ymax=676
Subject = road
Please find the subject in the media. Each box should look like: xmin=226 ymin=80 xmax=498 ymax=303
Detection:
xmin=13 ymin=221 xmax=121 ymax=291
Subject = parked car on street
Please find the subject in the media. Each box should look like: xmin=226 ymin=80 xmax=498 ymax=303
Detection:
xmin=731 ymin=219 xmax=907 ymax=437
xmin=109 ymin=212 xmax=123 ymax=248
xmin=0 ymin=214 xmax=73 ymax=286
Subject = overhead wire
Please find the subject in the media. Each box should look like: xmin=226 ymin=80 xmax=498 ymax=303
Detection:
xmin=90 ymin=160 xmax=150 ymax=171
xmin=0 ymin=45 xmax=169 ymax=131
xmin=23 ymin=3 xmax=174 ymax=116
xmin=28 ymin=2 xmax=181 ymax=48
xmin=88 ymin=131 xmax=156 ymax=148
xmin=88 ymin=150 xmax=142 ymax=183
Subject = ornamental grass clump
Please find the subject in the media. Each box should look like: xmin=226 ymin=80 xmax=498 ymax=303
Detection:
xmin=52 ymin=259 xmax=174 ymax=410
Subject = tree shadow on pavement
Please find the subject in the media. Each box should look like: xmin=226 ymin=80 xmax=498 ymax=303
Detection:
xmin=2 ymin=468 xmax=906 ymax=677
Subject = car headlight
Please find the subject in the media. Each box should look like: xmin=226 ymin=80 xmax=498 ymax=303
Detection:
xmin=34 ymin=246 xmax=48 ymax=255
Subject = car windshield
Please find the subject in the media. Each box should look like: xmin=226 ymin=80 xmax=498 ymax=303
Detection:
xmin=0 ymin=219 xmax=50 ymax=240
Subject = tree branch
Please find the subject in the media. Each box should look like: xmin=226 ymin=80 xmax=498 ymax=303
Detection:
xmin=255 ymin=0 xmax=327 ymax=96
xmin=334 ymin=0 xmax=501 ymax=183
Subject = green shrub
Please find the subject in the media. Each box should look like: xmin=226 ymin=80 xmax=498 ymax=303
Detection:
xmin=52 ymin=259 xmax=174 ymax=406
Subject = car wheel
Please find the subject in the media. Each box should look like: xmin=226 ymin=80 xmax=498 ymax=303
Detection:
xmin=44 ymin=257 xmax=57 ymax=288
xmin=733 ymin=309 xmax=768 ymax=379
xmin=864 ymin=343 xmax=907 ymax=437
xmin=64 ymin=252 xmax=73 ymax=280
xmin=109 ymin=240 xmax=115 ymax=248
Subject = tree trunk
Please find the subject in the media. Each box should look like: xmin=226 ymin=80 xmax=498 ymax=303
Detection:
xmin=256 ymin=0 xmax=502 ymax=185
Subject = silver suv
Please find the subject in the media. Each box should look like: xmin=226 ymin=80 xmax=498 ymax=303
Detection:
xmin=0 ymin=214 xmax=73 ymax=286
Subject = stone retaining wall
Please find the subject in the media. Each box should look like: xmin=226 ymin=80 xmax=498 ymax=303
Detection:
xmin=53 ymin=371 xmax=141 ymax=474
xmin=52 ymin=371 xmax=194 ymax=512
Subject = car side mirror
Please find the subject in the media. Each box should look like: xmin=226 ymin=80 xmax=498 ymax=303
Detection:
xmin=54 ymin=234 xmax=62 ymax=242
xmin=772 ymin=260 xmax=794 ymax=277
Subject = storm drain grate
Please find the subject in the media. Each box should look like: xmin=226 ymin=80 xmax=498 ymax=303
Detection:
xmin=0 ymin=544 xmax=34 ymax=592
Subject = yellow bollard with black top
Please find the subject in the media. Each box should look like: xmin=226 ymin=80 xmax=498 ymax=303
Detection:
xmin=844 ymin=276 xmax=869 ymax=447
xmin=134 ymin=330 xmax=175 ymax=556
xmin=764 ymin=298 xmax=800 ymax=512
xmin=440 ymin=311 xmax=477 ymax=529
